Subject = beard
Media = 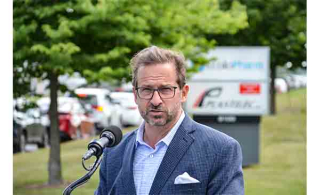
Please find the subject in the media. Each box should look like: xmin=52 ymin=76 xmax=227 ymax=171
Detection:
xmin=140 ymin=102 xmax=181 ymax=126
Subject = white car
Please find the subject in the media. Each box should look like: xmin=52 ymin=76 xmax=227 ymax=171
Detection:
xmin=74 ymin=88 xmax=120 ymax=131
xmin=291 ymin=74 xmax=307 ymax=88
xmin=110 ymin=92 xmax=143 ymax=127
xmin=275 ymin=78 xmax=289 ymax=93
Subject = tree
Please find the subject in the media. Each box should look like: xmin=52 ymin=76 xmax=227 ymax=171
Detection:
xmin=214 ymin=0 xmax=306 ymax=113
xmin=13 ymin=0 xmax=248 ymax=185
xmin=217 ymin=0 xmax=306 ymax=68
xmin=14 ymin=0 xmax=83 ymax=185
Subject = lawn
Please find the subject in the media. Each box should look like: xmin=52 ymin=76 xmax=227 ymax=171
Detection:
xmin=244 ymin=88 xmax=306 ymax=195
xmin=13 ymin=88 xmax=306 ymax=195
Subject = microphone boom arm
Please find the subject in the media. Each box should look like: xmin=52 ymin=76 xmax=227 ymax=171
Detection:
xmin=62 ymin=126 xmax=122 ymax=195
xmin=62 ymin=155 xmax=103 ymax=195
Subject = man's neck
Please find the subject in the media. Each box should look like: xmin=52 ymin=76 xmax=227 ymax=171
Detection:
xmin=143 ymin=110 xmax=182 ymax=149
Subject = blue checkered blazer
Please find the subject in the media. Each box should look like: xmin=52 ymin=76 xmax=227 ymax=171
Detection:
xmin=95 ymin=114 xmax=244 ymax=195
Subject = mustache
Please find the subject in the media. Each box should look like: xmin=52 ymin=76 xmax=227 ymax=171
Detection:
xmin=147 ymin=104 xmax=164 ymax=111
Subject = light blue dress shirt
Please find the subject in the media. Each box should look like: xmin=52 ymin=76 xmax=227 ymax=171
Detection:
xmin=133 ymin=112 xmax=185 ymax=195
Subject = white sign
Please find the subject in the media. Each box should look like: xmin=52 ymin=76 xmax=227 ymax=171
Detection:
xmin=187 ymin=47 xmax=270 ymax=116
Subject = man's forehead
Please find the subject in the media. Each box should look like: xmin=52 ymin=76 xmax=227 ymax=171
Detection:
xmin=135 ymin=63 xmax=178 ymax=87
xmin=139 ymin=83 xmax=175 ymax=88
xmin=137 ymin=62 xmax=175 ymax=71
xmin=137 ymin=63 xmax=176 ymax=76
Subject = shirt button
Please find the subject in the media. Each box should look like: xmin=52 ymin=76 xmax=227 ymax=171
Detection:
xmin=150 ymin=154 xmax=154 ymax=158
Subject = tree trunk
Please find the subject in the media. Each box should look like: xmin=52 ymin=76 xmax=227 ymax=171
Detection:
xmin=48 ymin=72 xmax=63 ymax=185
xmin=270 ymin=64 xmax=276 ymax=115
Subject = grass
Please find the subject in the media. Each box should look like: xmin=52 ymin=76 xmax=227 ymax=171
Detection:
xmin=244 ymin=89 xmax=306 ymax=195
xmin=13 ymin=89 xmax=306 ymax=195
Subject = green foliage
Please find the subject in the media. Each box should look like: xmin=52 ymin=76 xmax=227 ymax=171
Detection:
xmin=217 ymin=0 xmax=306 ymax=69
xmin=14 ymin=0 xmax=248 ymax=97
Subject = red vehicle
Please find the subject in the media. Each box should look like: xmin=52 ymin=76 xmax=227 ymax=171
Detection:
xmin=59 ymin=113 xmax=78 ymax=141
xmin=37 ymin=97 xmax=95 ymax=141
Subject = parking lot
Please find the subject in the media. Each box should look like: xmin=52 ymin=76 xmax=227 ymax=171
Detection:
xmin=13 ymin=89 xmax=143 ymax=154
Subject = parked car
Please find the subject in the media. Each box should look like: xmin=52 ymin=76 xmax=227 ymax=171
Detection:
xmin=276 ymin=73 xmax=307 ymax=92
xmin=109 ymin=92 xmax=143 ymax=127
xmin=275 ymin=78 xmax=289 ymax=93
xmin=291 ymin=74 xmax=307 ymax=88
xmin=282 ymin=75 xmax=295 ymax=90
xmin=74 ymin=88 xmax=120 ymax=132
xmin=13 ymin=119 xmax=23 ymax=153
xmin=37 ymin=97 xmax=95 ymax=141
xmin=13 ymin=107 xmax=49 ymax=151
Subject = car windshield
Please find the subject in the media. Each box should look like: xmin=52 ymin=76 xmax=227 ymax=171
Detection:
xmin=58 ymin=101 xmax=82 ymax=113
xmin=112 ymin=96 xmax=136 ymax=106
xmin=77 ymin=94 xmax=98 ymax=106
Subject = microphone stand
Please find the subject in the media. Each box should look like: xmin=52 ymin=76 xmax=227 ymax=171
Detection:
xmin=63 ymin=126 xmax=122 ymax=195
xmin=62 ymin=154 xmax=103 ymax=195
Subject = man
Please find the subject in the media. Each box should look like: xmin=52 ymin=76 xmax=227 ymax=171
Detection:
xmin=95 ymin=46 xmax=244 ymax=195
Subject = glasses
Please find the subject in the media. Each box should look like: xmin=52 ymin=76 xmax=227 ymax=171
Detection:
xmin=136 ymin=86 xmax=178 ymax=100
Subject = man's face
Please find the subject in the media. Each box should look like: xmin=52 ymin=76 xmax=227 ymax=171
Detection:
xmin=133 ymin=63 xmax=189 ymax=127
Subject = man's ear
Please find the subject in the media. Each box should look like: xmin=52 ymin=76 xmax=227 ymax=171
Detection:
xmin=181 ymin=84 xmax=189 ymax=103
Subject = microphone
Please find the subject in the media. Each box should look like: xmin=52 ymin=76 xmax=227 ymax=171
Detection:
xmin=82 ymin=126 xmax=123 ymax=160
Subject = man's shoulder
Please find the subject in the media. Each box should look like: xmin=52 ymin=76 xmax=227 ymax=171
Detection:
xmin=182 ymin=114 xmax=231 ymax=138
xmin=187 ymin=119 xmax=240 ymax=154
xmin=186 ymin=118 xmax=230 ymax=140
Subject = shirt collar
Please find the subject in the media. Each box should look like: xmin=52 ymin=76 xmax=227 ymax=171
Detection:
xmin=135 ymin=111 xmax=185 ymax=147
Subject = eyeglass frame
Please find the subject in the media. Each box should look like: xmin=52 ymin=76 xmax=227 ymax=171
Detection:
xmin=135 ymin=86 xmax=178 ymax=100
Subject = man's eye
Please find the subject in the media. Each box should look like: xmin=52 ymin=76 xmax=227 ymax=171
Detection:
xmin=141 ymin=88 xmax=152 ymax=93
xmin=160 ymin=87 xmax=172 ymax=94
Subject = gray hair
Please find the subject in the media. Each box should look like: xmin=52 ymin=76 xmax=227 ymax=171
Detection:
xmin=130 ymin=46 xmax=186 ymax=89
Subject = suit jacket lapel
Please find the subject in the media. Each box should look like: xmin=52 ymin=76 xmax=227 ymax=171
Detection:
xmin=119 ymin=133 xmax=137 ymax=194
xmin=149 ymin=115 xmax=195 ymax=195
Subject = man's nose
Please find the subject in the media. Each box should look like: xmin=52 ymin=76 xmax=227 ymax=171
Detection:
xmin=150 ymin=90 xmax=163 ymax=106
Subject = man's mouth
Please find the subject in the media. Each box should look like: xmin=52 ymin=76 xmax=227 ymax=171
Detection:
xmin=149 ymin=110 xmax=163 ymax=113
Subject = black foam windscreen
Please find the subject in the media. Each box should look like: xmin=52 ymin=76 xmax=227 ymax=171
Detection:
xmin=100 ymin=126 xmax=123 ymax=147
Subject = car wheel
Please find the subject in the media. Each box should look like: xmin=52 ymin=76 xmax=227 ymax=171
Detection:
xmin=19 ymin=133 xmax=26 ymax=153
xmin=38 ymin=132 xmax=49 ymax=148
xmin=108 ymin=117 xmax=112 ymax=126
xmin=76 ymin=127 xmax=82 ymax=140
xmin=90 ymin=124 xmax=96 ymax=137
xmin=120 ymin=116 xmax=129 ymax=128
xmin=60 ymin=131 xmax=72 ymax=142
xmin=119 ymin=116 xmax=124 ymax=128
